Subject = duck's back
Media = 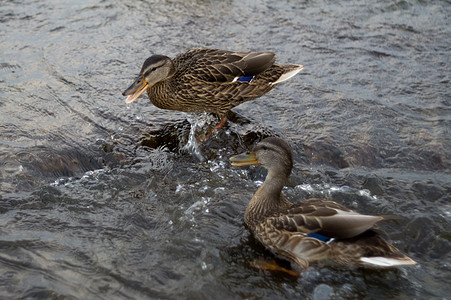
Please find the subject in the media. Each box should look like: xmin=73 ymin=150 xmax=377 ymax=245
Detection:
xmin=148 ymin=48 xmax=284 ymax=115
xmin=251 ymin=198 xmax=416 ymax=269
xmin=172 ymin=48 xmax=277 ymax=82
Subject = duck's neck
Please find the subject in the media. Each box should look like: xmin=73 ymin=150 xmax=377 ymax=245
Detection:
xmin=147 ymin=80 xmax=176 ymax=110
xmin=245 ymin=170 xmax=292 ymax=226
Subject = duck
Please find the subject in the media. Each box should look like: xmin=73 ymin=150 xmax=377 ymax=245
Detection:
xmin=230 ymin=137 xmax=417 ymax=271
xmin=123 ymin=48 xmax=303 ymax=138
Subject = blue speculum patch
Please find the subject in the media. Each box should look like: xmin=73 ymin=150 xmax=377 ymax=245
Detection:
xmin=307 ymin=233 xmax=333 ymax=243
xmin=237 ymin=75 xmax=254 ymax=82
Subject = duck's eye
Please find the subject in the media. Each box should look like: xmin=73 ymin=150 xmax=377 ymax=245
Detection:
xmin=151 ymin=67 xmax=156 ymax=72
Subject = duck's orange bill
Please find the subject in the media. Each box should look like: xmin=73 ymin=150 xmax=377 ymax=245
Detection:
xmin=123 ymin=77 xmax=149 ymax=104
xmin=230 ymin=151 xmax=258 ymax=167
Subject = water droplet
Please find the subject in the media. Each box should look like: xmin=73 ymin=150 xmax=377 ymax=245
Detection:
xmin=198 ymin=186 xmax=208 ymax=193
xmin=358 ymin=189 xmax=371 ymax=197
xmin=175 ymin=184 xmax=184 ymax=193
xmin=313 ymin=283 xmax=334 ymax=300
xmin=296 ymin=184 xmax=314 ymax=192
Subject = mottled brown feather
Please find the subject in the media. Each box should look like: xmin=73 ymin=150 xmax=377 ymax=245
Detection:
xmin=231 ymin=137 xmax=417 ymax=271
xmin=138 ymin=48 xmax=298 ymax=117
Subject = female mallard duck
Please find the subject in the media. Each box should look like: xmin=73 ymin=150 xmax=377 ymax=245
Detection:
xmin=123 ymin=48 xmax=303 ymax=136
xmin=230 ymin=137 xmax=417 ymax=270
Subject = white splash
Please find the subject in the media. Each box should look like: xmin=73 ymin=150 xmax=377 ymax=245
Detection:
xmin=183 ymin=113 xmax=214 ymax=161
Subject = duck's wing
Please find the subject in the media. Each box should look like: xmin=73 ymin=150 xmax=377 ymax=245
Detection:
xmin=254 ymin=219 xmax=331 ymax=270
xmin=175 ymin=48 xmax=276 ymax=82
xmin=279 ymin=198 xmax=384 ymax=239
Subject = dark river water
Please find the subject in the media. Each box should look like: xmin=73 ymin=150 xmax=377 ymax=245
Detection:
xmin=1 ymin=0 xmax=450 ymax=299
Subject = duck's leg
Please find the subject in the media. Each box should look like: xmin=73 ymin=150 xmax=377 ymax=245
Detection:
xmin=250 ymin=259 xmax=300 ymax=277
xmin=201 ymin=116 xmax=228 ymax=141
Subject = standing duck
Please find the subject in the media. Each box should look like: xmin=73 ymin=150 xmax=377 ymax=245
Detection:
xmin=123 ymin=48 xmax=303 ymax=137
xmin=230 ymin=137 xmax=417 ymax=271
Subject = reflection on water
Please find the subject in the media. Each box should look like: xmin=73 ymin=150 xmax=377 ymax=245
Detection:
xmin=1 ymin=0 xmax=450 ymax=299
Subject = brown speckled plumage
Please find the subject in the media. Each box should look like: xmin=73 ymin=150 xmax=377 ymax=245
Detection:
xmin=230 ymin=137 xmax=417 ymax=271
xmin=123 ymin=48 xmax=303 ymax=118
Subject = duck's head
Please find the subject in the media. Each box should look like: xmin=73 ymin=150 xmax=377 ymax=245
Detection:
xmin=230 ymin=137 xmax=293 ymax=177
xmin=123 ymin=55 xmax=176 ymax=104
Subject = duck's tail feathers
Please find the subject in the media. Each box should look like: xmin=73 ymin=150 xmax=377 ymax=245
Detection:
xmin=271 ymin=64 xmax=303 ymax=85
xmin=360 ymin=255 xmax=417 ymax=267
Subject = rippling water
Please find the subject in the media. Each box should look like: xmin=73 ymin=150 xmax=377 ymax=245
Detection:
xmin=1 ymin=0 xmax=450 ymax=299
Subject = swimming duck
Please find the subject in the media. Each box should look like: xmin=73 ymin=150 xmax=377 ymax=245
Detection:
xmin=230 ymin=137 xmax=417 ymax=270
xmin=123 ymin=48 xmax=303 ymax=137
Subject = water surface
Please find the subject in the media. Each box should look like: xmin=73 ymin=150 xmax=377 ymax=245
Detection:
xmin=1 ymin=0 xmax=450 ymax=299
